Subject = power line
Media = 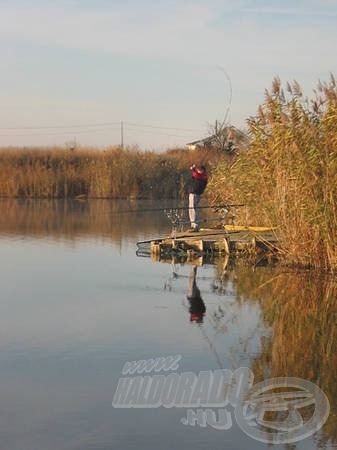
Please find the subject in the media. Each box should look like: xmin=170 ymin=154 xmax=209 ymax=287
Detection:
xmin=125 ymin=128 xmax=199 ymax=139
xmin=0 ymin=127 xmax=121 ymax=138
xmin=0 ymin=128 xmax=198 ymax=139
xmin=126 ymin=122 xmax=203 ymax=132
xmin=0 ymin=121 xmax=205 ymax=139
xmin=0 ymin=121 xmax=205 ymax=133
xmin=0 ymin=122 xmax=121 ymax=130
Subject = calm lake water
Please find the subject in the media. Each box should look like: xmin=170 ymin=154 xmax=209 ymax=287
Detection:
xmin=0 ymin=199 xmax=336 ymax=450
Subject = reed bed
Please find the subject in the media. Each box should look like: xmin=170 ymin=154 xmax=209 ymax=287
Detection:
xmin=0 ymin=146 xmax=222 ymax=200
xmin=209 ymin=75 xmax=337 ymax=272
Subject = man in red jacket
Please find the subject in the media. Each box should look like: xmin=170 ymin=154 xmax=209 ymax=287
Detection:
xmin=188 ymin=164 xmax=208 ymax=232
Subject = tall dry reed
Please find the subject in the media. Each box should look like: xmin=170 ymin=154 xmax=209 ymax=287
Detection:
xmin=0 ymin=146 xmax=222 ymax=200
xmin=209 ymin=75 xmax=337 ymax=271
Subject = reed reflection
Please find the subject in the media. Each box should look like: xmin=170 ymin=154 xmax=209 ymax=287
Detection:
xmin=218 ymin=262 xmax=337 ymax=445
xmin=159 ymin=255 xmax=337 ymax=445
xmin=0 ymin=198 xmax=173 ymax=241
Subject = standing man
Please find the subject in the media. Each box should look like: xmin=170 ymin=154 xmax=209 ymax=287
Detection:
xmin=188 ymin=164 xmax=208 ymax=232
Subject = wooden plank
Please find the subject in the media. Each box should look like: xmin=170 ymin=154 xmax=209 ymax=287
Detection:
xmin=149 ymin=225 xmax=279 ymax=258
xmin=184 ymin=239 xmax=203 ymax=252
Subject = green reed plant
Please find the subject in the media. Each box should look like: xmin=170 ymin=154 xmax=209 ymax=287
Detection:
xmin=209 ymin=75 xmax=337 ymax=271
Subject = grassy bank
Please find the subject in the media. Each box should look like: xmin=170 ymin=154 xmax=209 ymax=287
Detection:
xmin=208 ymin=75 xmax=337 ymax=271
xmin=0 ymin=146 xmax=223 ymax=200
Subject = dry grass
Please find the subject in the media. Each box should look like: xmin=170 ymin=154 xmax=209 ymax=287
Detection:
xmin=0 ymin=145 xmax=223 ymax=200
xmin=208 ymin=75 xmax=337 ymax=271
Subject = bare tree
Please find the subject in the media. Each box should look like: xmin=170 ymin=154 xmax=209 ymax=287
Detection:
xmin=207 ymin=120 xmax=237 ymax=154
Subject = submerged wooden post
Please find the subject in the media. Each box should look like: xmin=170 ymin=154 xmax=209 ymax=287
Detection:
xmin=150 ymin=242 xmax=161 ymax=257
xmin=222 ymin=237 xmax=229 ymax=255
xmin=248 ymin=236 xmax=256 ymax=253
xmin=193 ymin=239 xmax=204 ymax=252
xmin=214 ymin=237 xmax=229 ymax=255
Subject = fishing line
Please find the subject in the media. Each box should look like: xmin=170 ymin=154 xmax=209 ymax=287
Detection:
xmin=217 ymin=66 xmax=233 ymax=128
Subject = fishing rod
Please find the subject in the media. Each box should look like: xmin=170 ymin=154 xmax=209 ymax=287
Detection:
xmin=169 ymin=217 xmax=230 ymax=226
xmin=136 ymin=229 xmax=233 ymax=247
xmin=111 ymin=203 xmax=245 ymax=215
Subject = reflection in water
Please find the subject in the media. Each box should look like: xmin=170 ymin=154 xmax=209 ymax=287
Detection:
xmin=0 ymin=199 xmax=335 ymax=449
xmin=186 ymin=265 xmax=206 ymax=323
xmin=212 ymin=260 xmax=337 ymax=447
xmin=0 ymin=198 xmax=177 ymax=241
xmin=161 ymin=255 xmax=337 ymax=447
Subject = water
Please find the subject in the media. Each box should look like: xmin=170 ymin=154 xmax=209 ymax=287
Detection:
xmin=0 ymin=199 xmax=335 ymax=450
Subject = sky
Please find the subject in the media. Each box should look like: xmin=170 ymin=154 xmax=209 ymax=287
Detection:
xmin=0 ymin=0 xmax=336 ymax=150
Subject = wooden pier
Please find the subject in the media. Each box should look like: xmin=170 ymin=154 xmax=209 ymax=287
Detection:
xmin=141 ymin=225 xmax=279 ymax=263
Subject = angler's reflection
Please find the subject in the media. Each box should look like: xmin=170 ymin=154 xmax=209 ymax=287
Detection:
xmin=187 ymin=265 xmax=206 ymax=323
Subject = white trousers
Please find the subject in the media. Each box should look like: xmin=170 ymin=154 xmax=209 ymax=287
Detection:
xmin=189 ymin=193 xmax=201 ymax=228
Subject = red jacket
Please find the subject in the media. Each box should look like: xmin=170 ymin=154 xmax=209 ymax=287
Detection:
xmin=190 ymin=168 xmax=208 ymax=195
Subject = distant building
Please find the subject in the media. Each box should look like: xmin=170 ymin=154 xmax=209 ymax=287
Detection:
xmin=186 ymin=126 xmax=250 ymax=153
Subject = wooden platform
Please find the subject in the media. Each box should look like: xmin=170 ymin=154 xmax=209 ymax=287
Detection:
xmin=146 ymin=225 xmax=279 ymax=262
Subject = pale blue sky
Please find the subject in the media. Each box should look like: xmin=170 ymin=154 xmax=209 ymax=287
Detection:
xmin=0 ymin=0 xmax=336 ymax=150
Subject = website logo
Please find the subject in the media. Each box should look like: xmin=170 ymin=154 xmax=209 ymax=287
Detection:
xmin=112 ymin=355 xmax=330 ymax=444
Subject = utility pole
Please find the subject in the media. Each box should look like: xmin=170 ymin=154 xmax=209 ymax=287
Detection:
xmin=121 ymin=121 xmax=124 ymax=149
